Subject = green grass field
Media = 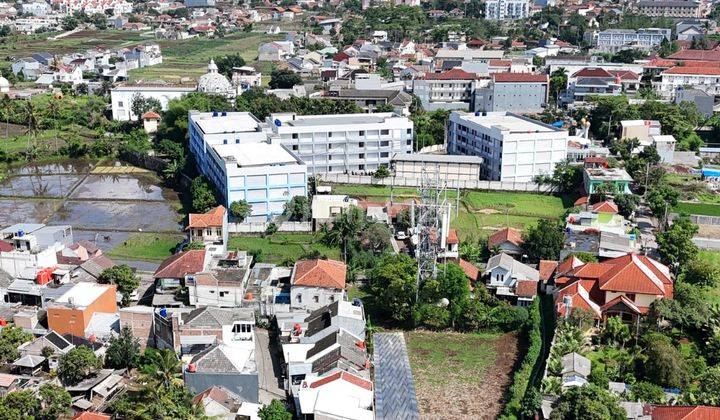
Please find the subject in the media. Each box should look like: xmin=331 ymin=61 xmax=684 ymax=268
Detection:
xmin=674 ymin=202 xmax=720 ymax=217
xmin=327 ymin=184 xmax=569 ymax=240
xmin=227 ymin=233 xmax=340 ymax=264
xmin=107 ymin=233 xmax=184 ymax=262
xmin=697 ymin=250 xmax=720 ymax=305
xmin=128 ymin=32 xmax=282 ymax=83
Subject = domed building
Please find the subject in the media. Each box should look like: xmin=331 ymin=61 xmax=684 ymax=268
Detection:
xmin=197 ymin=59 xmax=233 ymax=96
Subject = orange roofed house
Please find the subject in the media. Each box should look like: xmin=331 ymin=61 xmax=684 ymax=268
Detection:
xmin=47 ymin=282 xmax=118 ymax=337
xmin=487 ymin=227 xmax=524 ymax=256
xmin=186 ymin=205 xmax=228 ymax=255
xmin=551 ymin=254 xmax=673 ymax=324
xmin=291 ymin=259 xmax=347 ymax=311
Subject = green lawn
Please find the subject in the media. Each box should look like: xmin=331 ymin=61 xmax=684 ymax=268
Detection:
xmin=327 ymin=184 xmax=569 ymax=240
xmin=673 ymin=202 xmax=720 ymax=217
xmin=107 ymin=233 xmax=183 ymax=263
xmin=227 ymin=233 xmax=340 ymax=264
xmin=697 ymin=250 xmax=720 ymax=305
xmin=128 ymin=32 xmax=282 ymax=83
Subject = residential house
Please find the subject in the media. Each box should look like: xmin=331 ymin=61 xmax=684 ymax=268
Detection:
xmin=186 ymin=205 xmax=228 ymax=255
xmin=297 ymin=370 xmax=374 ymax=419
xmin=185 ymin=342 xmax=259 ymax=404
xmin=290 ymin=259 xmax=346 ymax=311
xmin=487 ymin=227 xmax=525 ymax=256
xmin=553 ymin=254 xmax=673 ymax=323
xmin=484 ymin=253 xmax=539 ymax=306
xmin=561 ymin=352 xmax=591 ymax=388
xmin=582 ymin=167 xmax=633 ymax=195
xmin=311 ymin=195 xmax=358 ymax=231
xmin=193 ymin=386 xmax=261 ymax=420
xmin=657 ymin=66 xmax=720 ymax=99
xmin=186 ymin=252 xmax=253 ymax=307
xmin=153 ymin=250 xmax=208 ymax=300
xmin=646 ymin=406 xmax=720 ymax=419
xmin=258 ymin=41 xmax=295 ymax=62
xmin=46 ymin=282 xmax=118 ymax=338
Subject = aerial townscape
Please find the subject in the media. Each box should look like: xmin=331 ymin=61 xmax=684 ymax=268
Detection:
xmin=1 ymin=0 xmax=720 ymax=419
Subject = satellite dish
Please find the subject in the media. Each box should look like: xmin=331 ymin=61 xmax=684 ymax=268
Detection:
xmin=274 ymin=119 xmax=282 ymax=127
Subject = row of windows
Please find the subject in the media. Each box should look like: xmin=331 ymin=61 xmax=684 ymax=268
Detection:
xmin=290 ymin=129 xmax=411 ymax=139
xmin=296 ymin=294 xmax=335 ymax=303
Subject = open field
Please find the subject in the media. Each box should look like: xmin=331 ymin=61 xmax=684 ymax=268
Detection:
xmin=327 ymin=184 xmax=570 ymax=240
xmin=674 ymin=201 xmax=720 ymax=217
xmin=697 ymin=250 xmax=720 ymax=305
xmin=128 ymin=32 xmax=282 ymax=83
xmin=106 ymin=232 xmax=183 ymax=263
xmin=406 ymin=330 xmax=520 ymax=419
xmin=228 ymin=233 xmax=340 ymax=264
xmin=0 ymin=30 xmax=146 ymax=69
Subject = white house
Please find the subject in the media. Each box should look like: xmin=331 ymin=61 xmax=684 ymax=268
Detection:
xmin=484 ymin=253 xmax=539 ymax=306
xmin=290 ymin=259 xmax=346 ymax=311
xmin=110 ymin=83 xmax=197 ymax=121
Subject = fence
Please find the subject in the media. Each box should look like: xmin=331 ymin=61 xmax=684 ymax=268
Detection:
xmin=316 ymin=173 xmax=556 ymax=193
xmin=689 ymin=214 xmax=720 ymax=226
xmin=228 ymin=221 xmax=312 ymax=233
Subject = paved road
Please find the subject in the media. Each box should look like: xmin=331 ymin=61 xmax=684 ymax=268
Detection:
xmin=255 ymin=329 xmax=286 ymax=404
xmin=693 ymin=237 xmax=720 ymax=250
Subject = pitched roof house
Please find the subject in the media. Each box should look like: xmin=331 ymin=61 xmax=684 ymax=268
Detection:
xmin=554 ymin=254 xmax=673 ymax=322
xmin=487 ymin=227 xmax=524 ymax=255
xmin=484 ymin=253 xmax=539 ymax=306
xmin=291 ymin=259 xmax=347 ymax=311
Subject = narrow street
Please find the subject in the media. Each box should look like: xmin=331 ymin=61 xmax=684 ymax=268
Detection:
xmin=255 ymin=329 xmax=286 ymax=404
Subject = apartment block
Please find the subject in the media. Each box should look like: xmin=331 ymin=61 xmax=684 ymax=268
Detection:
xmin=447 ymin=112 xmax=568 ymax=182
xmin=474 ymin=73 xmax=549 ymax=113
xmin=593 ymin=28 xmax=671 ymax=52
xmin=485 ymin=0 xmax=530 ymax=20
xmin=267 ymin=112 xmax=414 ymax=174
xmin=188 ymin=111 xmax=307 ymax=222
xmin=636 ymin=0 xmax=700 ymax=18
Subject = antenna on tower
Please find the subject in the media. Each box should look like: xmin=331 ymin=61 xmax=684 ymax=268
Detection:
xmin=414 ymin=165 xmax=450 ymax=302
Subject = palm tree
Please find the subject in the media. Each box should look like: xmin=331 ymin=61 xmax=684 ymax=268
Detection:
xmin=0 ymin=94 xmax=12 ymax=140
xmin=47 ymin=98 xmax=60 ymax=152
xmin=23 ymin=101 xmax=40 ymax=152
xmin=139 ymin=348 xmax=182 ymax=387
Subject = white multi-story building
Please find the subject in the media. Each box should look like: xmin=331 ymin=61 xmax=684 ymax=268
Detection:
xmin=447 ymin=112 xmax=568 ymax=182
xmin=485 ymin=0 xmax=530 ymax=20
xmin=656 ymin=66 xmax=720 ymax=99
xmin=111 ymin=83 xmax=197 ymax=121
xmin=267 ymin=112 xmax=414 ymax=174
xmin=593 ymin=28 xmax=671 ymax=52
xmin=413 ymin=68 xmax=479 ymax=111
xmin=188 ymin=112 xmax=308 ymax=222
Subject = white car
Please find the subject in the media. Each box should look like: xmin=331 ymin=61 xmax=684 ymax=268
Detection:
xmin=395 ymin=231 xmax=407 ymax=240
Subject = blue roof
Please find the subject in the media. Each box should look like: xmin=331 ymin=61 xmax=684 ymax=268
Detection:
xmin=373 ymin=332 xmax=420 ymax=420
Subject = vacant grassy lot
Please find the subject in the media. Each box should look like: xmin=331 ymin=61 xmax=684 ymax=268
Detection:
xmin=0 ymin=30 xmax=146 ymax=69
xmin=107 ymin=232 xmax=183 ymax=263
xmin=327 ymin=184 xmax=569 ymax=240
xmin=406 ymin=330 xmax=520 ymax=419
xmin=227 ymin=233 xmax=340 ymax=264
xmin=697 ymin=250 xmax=720 ymax=305
xmin=128 ymin=32 xmax=282 ymax=83
xmin=674 ymin=201 xmax=720 ymax=217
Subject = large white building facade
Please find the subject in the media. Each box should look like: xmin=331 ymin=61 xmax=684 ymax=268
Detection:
xmin=188 ymin=112 xmax=308 ymax=222
xmin=485 ymin=0 xmax=530 ymax=20
xmin=267 ymin=112 xmax=414 ymax=174
xmin=447 ymin=112 xmax=568 ymax=182
xmin=111 ymin=84 xmax=196 ymax=121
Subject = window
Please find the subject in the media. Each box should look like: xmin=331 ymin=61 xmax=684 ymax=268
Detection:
xmin=359 ymin=153 xmax=365 ymax=159
xmin=296 ymin=294 xmax=302 ymax=303
xmin=359 ymin=164 xmax=365 ymax=170
xmin=219 ymin=291 xmax=227 ymax=297
xmin=292 ymin=133 xmax=298 ymax=139
xmin=381 ymin=152 xmax=389 ymax=158
xmin=626 ymin=293 xmax=636 ymax=302
xmin=381 ymin=129 xmax=389 ymax=135
xmin=292 ymin=145 xmax=298 ymax=150
xmin=223 ymin=139 xmax=228 ymax=145
xmin=380 ymin=140 xmax=389 ymax=147
xmin=359 ymin=142 xmax=365 ymax=147
xmin=328 ymin=144 xmax=332 ymax=150
xmin=406 ymin=140 xmax=412 ymax=145
xmin=206 ymin=229 xmax=212 ymax=235
xmin=118 ymin=101 xmax=124 ymax=107
xmin=328 ymin=132 xmax=333 ymax=137
xmin=359 ymin=130 xmax=365 ymax=136
xmin=236 ymin=139 xmax=240 ymax=144
xmin=313 ymin=295 xmax=319 ymax=303
xmin=406 ymin=128 xmax=412 ymax=134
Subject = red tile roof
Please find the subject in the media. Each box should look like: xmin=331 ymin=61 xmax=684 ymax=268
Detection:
xmin=608 ymin=70 xmax=640 ymax=80
xmin=488 ymin=59 xmax=511 ymax=67
xmin=601 ymin=294 xmax=642 ymax=314
xmin=154 ymin=250 xmax=206 ymax=279
xmin=516 ymin=280 xmax=538 ymax=297
xmin=596 ymin=254 xmax=672 ymax=296
xmin=592 ymin=201 xmax=619 ymax=214
xmin=141 ymin=111 xmax=161 ymax=120
xmin=572 ymin=67 xmax=613 ymax=78
xmin=458 ymin=259 xmax=480 ymax=281
xmin=573 ymin=196 xmax=589 ymax=206
xmin=584 ymin=156 xmax=608 ymax=166
xmin=668 ymin=49 xmax=720 ymax=61
xmin=492 ymin=73 xmax=548 ymax=83
xmin=539 ymin=260 xmax=558 ymax=282
xmin=662 ymin=66 xmax=720 ymax=75
xmin=73 ymin=414 xmax=111 ymax=420
xmin=446 ymin=228 xmax=459 ymax=245
xmin=308 ymin=370 xmax=373 ymax=391
xmin=488 ymin=227 xmax=524 ymax=249
xmin=187 ymin=205 xmax=226 ymax=229
xmin=193 ymin=385 xmax=235 ymax=406
xmin=293 ymin=259 xmax=347 ymax=289
xmin=650 ymin=405 xmax=720 ymax=420
xmin=555 ymin=282 xmax=601 ymax=319
xmin=556 ymin=255 xmax=586 ymax=276
xmin=420 ymin=68 xmax=478 ymax=80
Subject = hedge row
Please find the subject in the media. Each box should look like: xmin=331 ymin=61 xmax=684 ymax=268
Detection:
xmin=499 ymin=298 xmax=543 ymax=419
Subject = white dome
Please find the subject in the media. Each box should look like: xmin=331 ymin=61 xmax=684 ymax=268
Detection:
xmin=197 ymin=59 xmax=232 ymax=94
xmin=0 ymin=77 xmax=9 ymax=88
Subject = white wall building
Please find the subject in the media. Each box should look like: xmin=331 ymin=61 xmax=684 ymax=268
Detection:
xmin=657 ymin=66 xmax=720 ymax=99
xmin=188 ymin=112 xmax=308 ymax=222
xmin=447 ymin=112 xmax=568 ymax=182
xmin=267 ymin=112 xmax=414 ymax=174
xmin=485 ymin=0 xmax=530 ymax=20
xmin=111 ymin=84 xmax=197 ymax=121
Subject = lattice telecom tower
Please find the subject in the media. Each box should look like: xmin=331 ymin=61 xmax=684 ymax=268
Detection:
xmin=411 ymin=167 xmax=450 ymax=301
